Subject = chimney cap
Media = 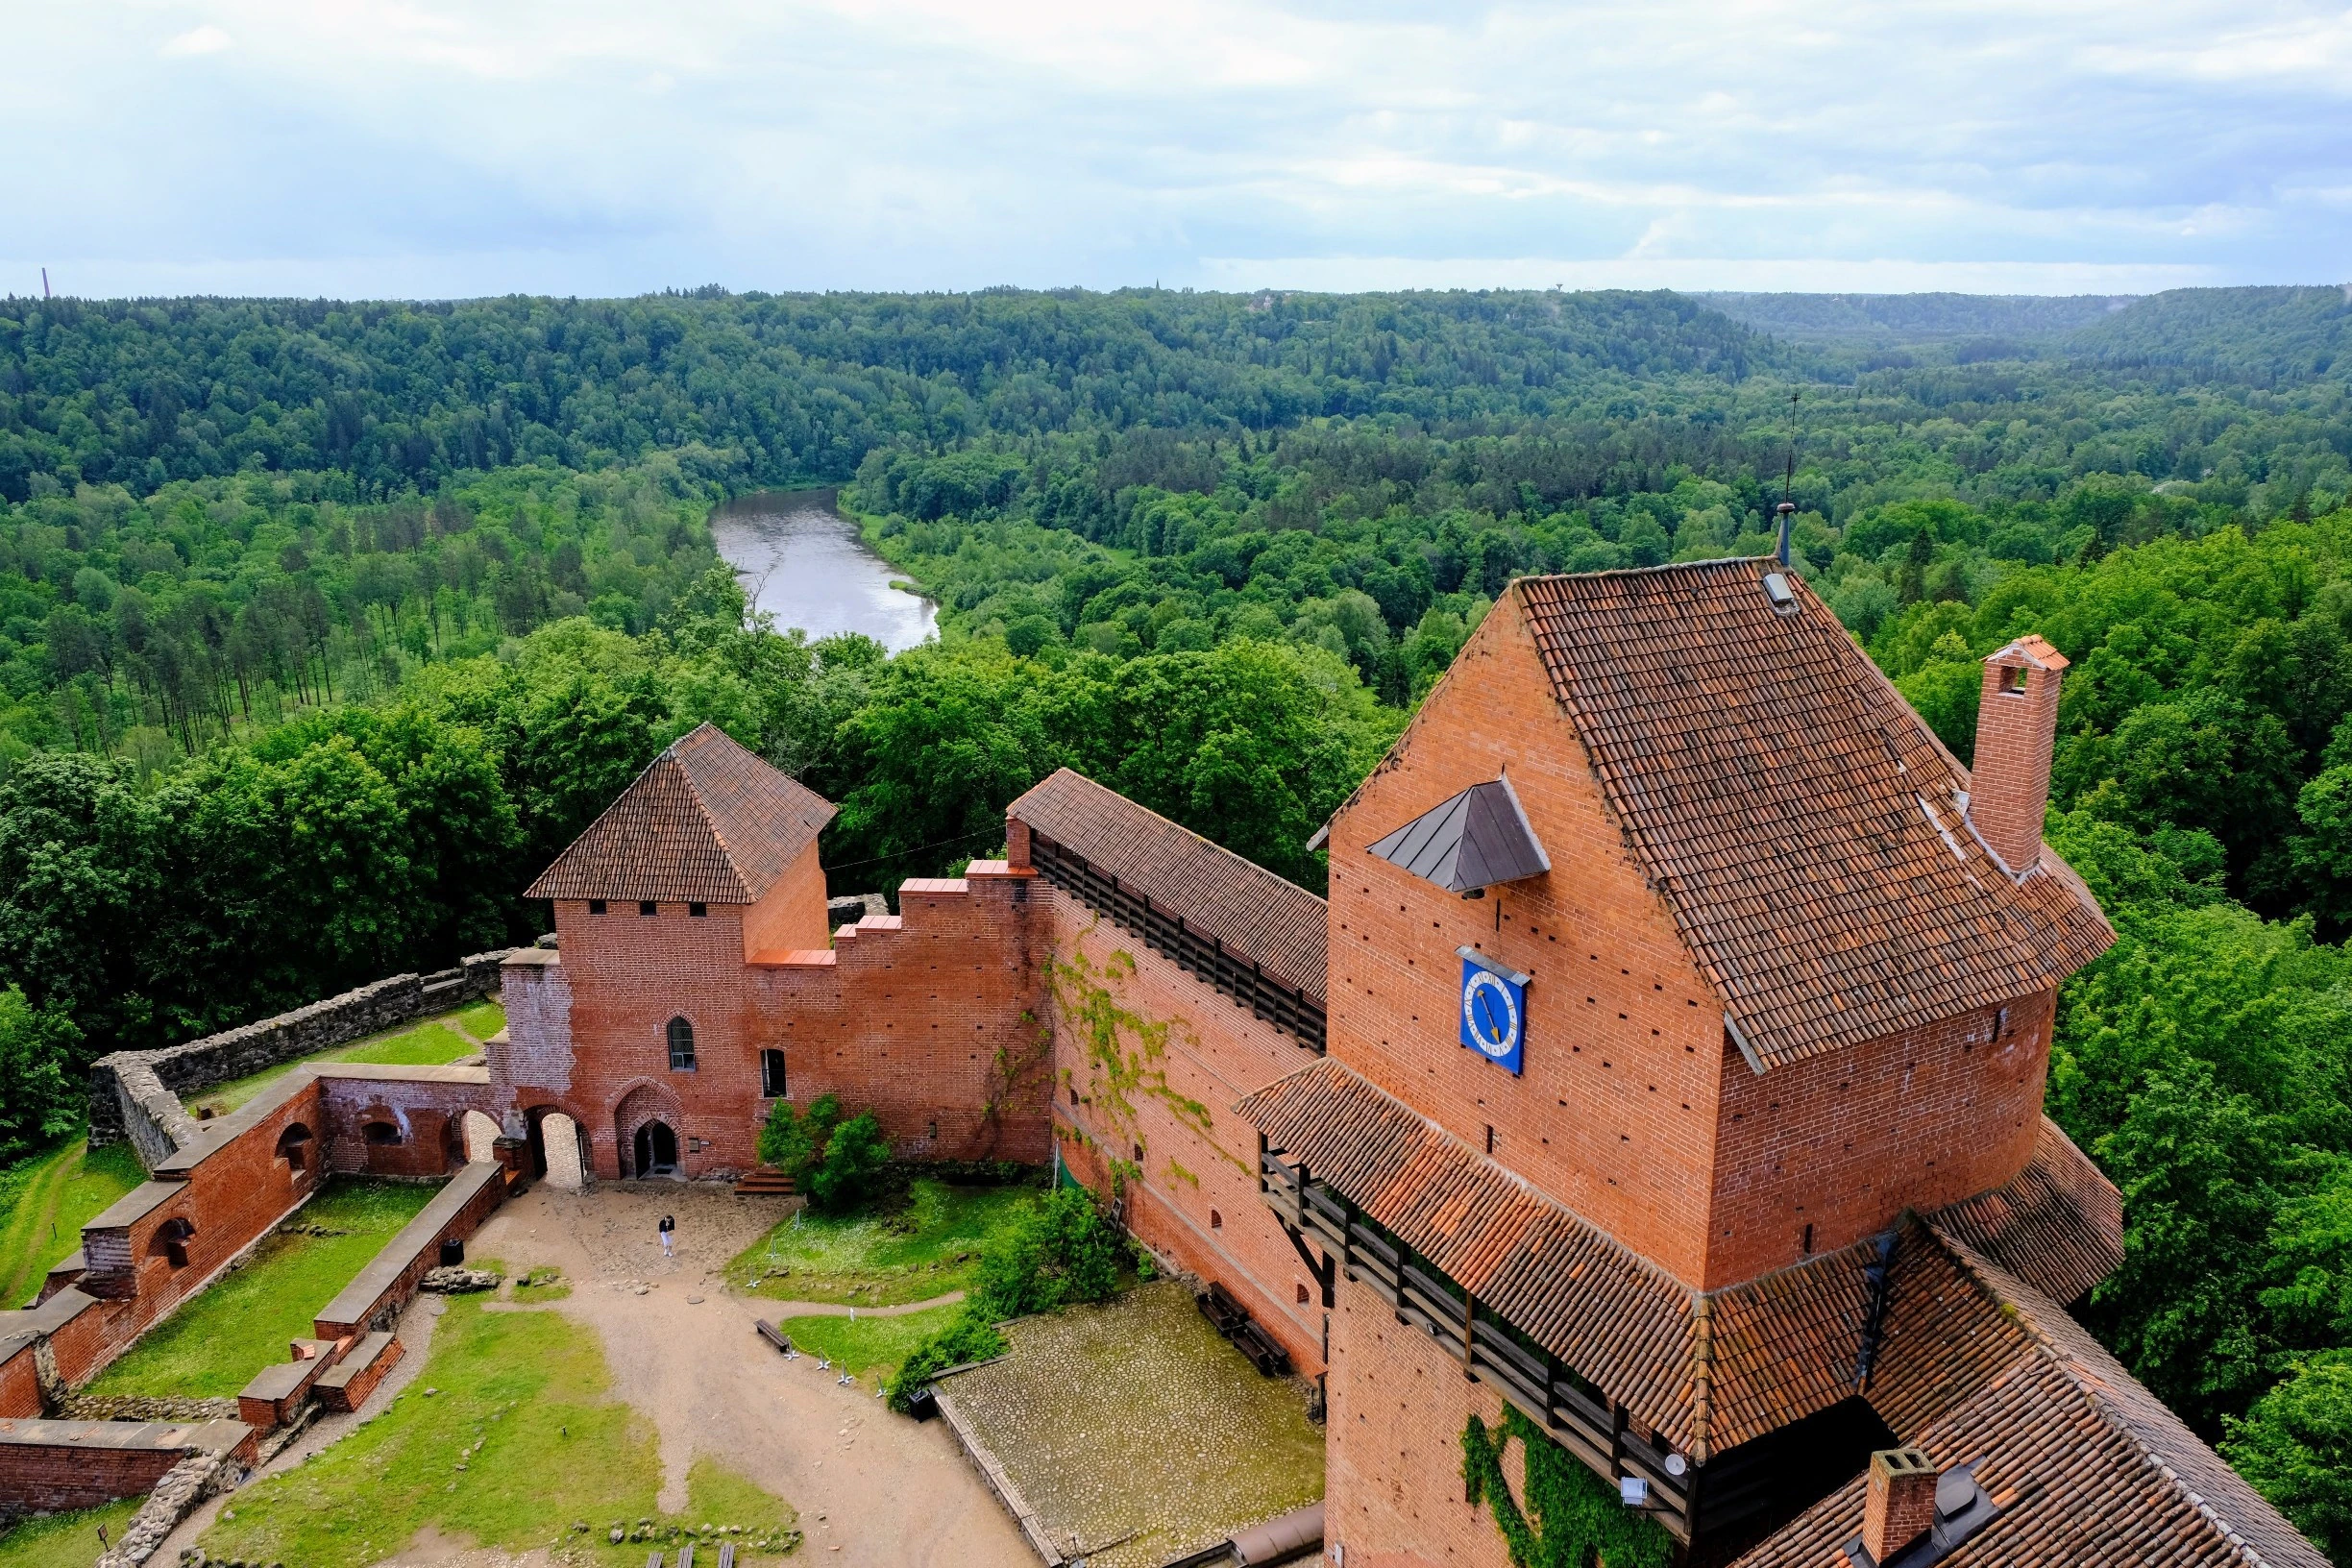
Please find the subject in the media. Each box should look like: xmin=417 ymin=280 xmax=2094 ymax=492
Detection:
xmin=1988 ymin=633 xmax=2069 ymax=674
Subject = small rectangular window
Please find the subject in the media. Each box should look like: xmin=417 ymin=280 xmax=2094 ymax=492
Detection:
xmin=689 ymin=902 xmax=708 ymax=918
xmin=2005 ymin=665 xmax=2030 ymax=694
xmin=588 ymin=899 xmax=607 ymax=916
xmin=760 ymin=1049 xmax=787 ymax=1097
xmin=639 ymin=900 xmax=658 ymax=917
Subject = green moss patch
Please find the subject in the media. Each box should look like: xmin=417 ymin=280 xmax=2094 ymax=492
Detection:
xmin=725 ymin=1179 xmax=1038 ymax=1306
xmin=201 ymin=1292 xmax=798 ymax=1568
xmin=0 ymin=1139 xmax=144 ymax=1307
xmin=87 ymin=1179 xmax=436 ymax=1397
xmin=942 ymin=1279 xmax=1323 ymax=1568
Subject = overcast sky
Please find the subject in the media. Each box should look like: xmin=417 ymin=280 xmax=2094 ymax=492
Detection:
xmin=7 ymin=1 xmax=2350 ymax=301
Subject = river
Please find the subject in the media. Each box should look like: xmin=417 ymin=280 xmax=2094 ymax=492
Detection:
xmin=707 ymin=490 xmax=938 ymax=652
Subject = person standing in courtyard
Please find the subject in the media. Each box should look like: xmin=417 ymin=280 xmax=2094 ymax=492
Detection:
xmin=659 ymin=1213 xmax=675 ymax=1258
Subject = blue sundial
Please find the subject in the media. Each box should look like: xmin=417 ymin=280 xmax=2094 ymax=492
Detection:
xmin=1458 ymin=955 xmax=1527 ymax=1074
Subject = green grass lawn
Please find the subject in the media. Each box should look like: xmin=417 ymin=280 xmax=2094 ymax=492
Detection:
xmin=453 ymin=999 xmax=505 ymax=1040
xmin=0 ymin=1139 xmax=146 ymax=1307
xmin=200 ymin=1290 xmax=799 ymax=1568
xmin=0 ymin=1495 xmax=142 ymax=1568
xmin=775 ymin=1302 xmax=965 ymax=1387
xmin=86 ymin=1179 xmax=437 ymax=1398
xmin=725 ymin=1179 xmax=1040 ymax=1306
xmin=195 ymin=1001 xmax=502 ymax=1116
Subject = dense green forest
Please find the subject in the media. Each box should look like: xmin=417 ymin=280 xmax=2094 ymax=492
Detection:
xmin=10 ymin=282 xmax=2352 ymax=1555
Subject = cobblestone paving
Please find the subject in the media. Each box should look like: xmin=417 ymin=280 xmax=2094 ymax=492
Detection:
xmin=944 ymin=1279 xmax=1325 ymax=1568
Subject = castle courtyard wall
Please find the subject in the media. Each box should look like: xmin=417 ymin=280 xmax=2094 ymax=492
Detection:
xmin=1322 ymin=1275 xmax=1513 ymax=1568
xmin=1042 ymin=889 xmax=1330 ymax=1375
xmin=499 ymin=866 xmax=1052 ymax=1181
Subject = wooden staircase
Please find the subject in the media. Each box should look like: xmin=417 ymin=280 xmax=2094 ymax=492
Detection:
xmin=733 ymin=1166 xmax=795 ymax=1196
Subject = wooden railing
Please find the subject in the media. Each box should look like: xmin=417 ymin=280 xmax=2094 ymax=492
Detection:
xmin=1031 ymin=836 xmax=1326 ymax=1052
xmin=1260 ymin=1148 xmax=1820 ymax=1545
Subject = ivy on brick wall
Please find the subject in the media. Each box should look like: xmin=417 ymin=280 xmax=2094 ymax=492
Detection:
xmin=1045 ymin=933 xmax=1218 ymax=1193
xmin=1461 ymin=1407 xmax=1674 ymax=1568
xmin=978 ymin=1007 xmax=1054 ymax=1156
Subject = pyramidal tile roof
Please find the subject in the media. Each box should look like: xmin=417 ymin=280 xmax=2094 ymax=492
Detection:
xmin=525 ymin=723 xmax=836 ymax=904
xmin=1510 ymin=562 xmax=2115 ymax=1069
xmin=1365 ymin=775 xmax=1553 ymax=894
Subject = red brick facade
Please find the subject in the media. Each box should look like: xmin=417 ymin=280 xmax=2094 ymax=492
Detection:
xmin=0 ymin=1350 xmax=37 ymax=1424
xmin=1043 ymin=891 xmax=1328 ymax=1372
xmin=497 ymin=864 xmax=1052 ymax=1182
xmin=1319 ymin=593 xmax=2064 ymax=1291
xmin=0 ymin=1433 xmax=217 ymax=1514
xmin=1322 ymin=1280 xmax=1511 ymax=1568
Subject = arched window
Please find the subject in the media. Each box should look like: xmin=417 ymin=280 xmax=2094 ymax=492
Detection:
xmin=760 ymin=1049 xmax=786 ymax=1097
xmin=362 ymin=1120 xmax=401 ymax=1146
xmin=668 ymin=1017 xmax=697 ymax=1071
xmin=275 ymin=1123 xmax=314 ymax=1172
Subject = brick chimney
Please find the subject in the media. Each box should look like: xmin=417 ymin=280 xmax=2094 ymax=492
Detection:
xmin=1863 ymin=1447 xmax=1938 ymax=1563
xmin=1969 ymin=635 xmax=2068 ymax=874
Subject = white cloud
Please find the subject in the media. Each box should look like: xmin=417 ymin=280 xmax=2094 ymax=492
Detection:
xmin=161 ymin=24 xmax=233 ymax=55
xmin=1192 ymin=256 xmax=2222 ymax=295
xmin=7 ymin=0 xmax=2350 ymax=298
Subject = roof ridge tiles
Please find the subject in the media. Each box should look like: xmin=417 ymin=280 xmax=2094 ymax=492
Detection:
xmin=1922 ymin=1230 xmax=2324 ymax=1568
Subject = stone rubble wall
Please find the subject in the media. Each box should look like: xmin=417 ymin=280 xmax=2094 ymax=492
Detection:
xmin=54 ymin=1394 xmax=241 ymax=1423
xmin=93 ymin=1449 xmax=241 ymax=1568
xmin=86 ymin=950 xmax=515 ymax=1159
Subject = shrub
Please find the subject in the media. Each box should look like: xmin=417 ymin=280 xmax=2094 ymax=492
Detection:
xmin=756 ymin=1094 xmax=891 ymax=1213
xmin=883 ymin=1312 xmax=1007 ymax=1411
xmin=807 ymin=1112 xmax=890 ymax=1212
xmin=886 ymin=1185 xmax=1129 ymax=1411
xmin=969 ymin=1186 xmax=1125 ymax=1319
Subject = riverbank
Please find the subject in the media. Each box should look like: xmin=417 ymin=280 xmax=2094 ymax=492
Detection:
xmin=710 ymin=491 xmax=937 ymax=650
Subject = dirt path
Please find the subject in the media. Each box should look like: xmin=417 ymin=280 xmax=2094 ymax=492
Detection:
xmin=469 ymin=1182 xmax=1034 ymax=1568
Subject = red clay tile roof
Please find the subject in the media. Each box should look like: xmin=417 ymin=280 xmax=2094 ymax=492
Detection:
xmin=1008 ymin=768 xmax=1328 ymax=1005
xmin=525 ymin=723 xmax=835 ymax=903
xmin=1238 ymin=1056 xmax=2127 ymax=1464
xmin=1734 ymin=1239 xmax=2330 ymax=1568
xmin=1929 ymin=1117 xmax=2123 ymax=1309
xmin=1511 ymin=563 xmax=2114 ymax=1069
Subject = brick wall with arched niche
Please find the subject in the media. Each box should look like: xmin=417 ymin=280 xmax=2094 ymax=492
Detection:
xmin=612 ymin=1081 xmax=687 ymax=1180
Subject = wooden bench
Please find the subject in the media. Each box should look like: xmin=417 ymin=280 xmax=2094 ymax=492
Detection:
xmin=1234 ymin=1317 xmax=1292 ymax=1378
xmin=1197 ymin=1282 xmax=1248 ymax=1336
xmin=755 ymin=1319 xmax=791 ymax=1354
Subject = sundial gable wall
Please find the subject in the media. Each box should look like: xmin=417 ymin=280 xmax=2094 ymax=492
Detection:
xmin=1325 ymin=591 xmax=1729 ymax=1289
